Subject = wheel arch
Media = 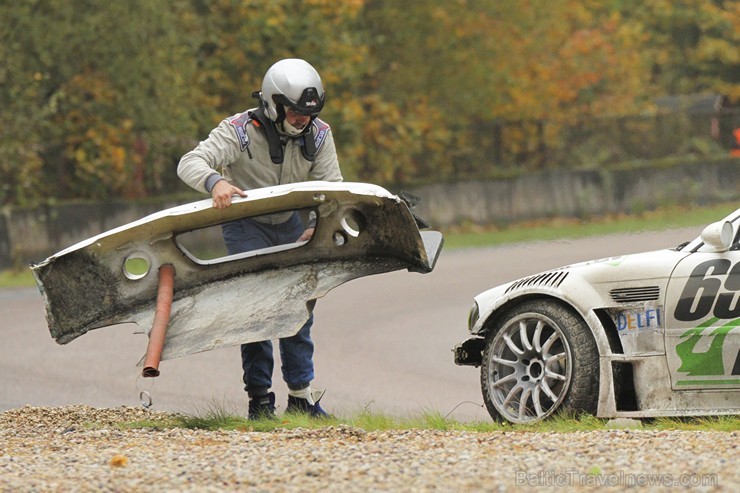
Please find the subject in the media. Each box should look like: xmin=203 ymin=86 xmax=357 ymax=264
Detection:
xmin=478 ymin=293 xmax=610 ymax=355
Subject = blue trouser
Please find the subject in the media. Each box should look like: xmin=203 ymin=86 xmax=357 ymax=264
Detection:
xmin=222 ymin=212 xmax=315 ymax=396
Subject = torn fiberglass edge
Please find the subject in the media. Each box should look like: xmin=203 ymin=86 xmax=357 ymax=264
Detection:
xmin=31 ymin=181 xmax=443 ymax=364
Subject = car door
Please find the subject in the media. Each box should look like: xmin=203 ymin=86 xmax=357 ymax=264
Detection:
xmin=664 ymin=215 xmax=740 ymax=391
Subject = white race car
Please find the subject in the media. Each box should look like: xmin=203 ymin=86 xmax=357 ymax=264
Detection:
xmin=454 ymin=207 xmax=740 ymax=423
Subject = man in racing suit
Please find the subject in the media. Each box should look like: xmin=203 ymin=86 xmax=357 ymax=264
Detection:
xmin=177 ymin=59 xmax=342 ymax=419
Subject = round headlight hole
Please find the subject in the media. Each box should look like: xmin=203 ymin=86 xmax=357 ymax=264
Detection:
xmin=123 ymin=254 xmax=151 ymax=280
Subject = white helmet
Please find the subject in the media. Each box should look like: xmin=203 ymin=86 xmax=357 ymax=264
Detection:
xmin=259 ymin=58 xmax=325 ymax=124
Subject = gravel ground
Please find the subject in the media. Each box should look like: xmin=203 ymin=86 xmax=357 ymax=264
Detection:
xmin=0 ymin=405 xmax=736 ymax=492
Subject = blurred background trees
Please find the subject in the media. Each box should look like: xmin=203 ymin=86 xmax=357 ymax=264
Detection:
xmin=1 ymin=0 xmax=738 ymax=207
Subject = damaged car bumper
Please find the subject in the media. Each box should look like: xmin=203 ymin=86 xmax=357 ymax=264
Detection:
xmin=31 ymin=182 xmax=443 ymax=366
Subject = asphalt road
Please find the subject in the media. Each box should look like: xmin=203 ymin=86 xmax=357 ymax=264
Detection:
xmin=0 ymin=226 xmax=700 ymax=421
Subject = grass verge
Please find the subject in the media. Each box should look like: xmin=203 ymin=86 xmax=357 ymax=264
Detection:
xmin=123 ymin=409 xmax=740 ymax=434
xmin=0 ymin=269 xmax=36 ymax=289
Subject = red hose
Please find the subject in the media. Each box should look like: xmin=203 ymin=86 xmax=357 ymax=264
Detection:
xmin=142 ymin=264 xmax=175 ymax=377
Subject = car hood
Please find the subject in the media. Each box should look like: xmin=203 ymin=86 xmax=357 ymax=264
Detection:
xmin=561 ymin=248 xmax=686 ymax=284
xmin=475 ymin=247 xmax=689 ymax=310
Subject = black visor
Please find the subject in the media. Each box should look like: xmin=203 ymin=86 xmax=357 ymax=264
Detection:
xmin=272 ymin=87 xmax=325 ymax=117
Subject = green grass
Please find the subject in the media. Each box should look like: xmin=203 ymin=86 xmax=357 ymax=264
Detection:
xmin=121 ymin=408 xmax=740 ymax=433
xmin=0 ymin=269 xmax=36 ymax=289
xmin=651 ymin=415 xmax=740 ymax=433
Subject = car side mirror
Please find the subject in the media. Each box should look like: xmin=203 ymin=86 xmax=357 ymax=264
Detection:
xmin=701 ymin=220 xmax=733 ymax=252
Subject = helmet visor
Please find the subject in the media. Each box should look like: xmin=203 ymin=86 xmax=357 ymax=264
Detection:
xmin=272 ymin=87 xmax=324 ymax=117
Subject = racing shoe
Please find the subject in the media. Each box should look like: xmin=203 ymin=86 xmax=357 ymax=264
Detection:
xmin=247 ymin=392 xmax=277 ymax=421
xmin=285 ymin=389 xmax=331 ymax=418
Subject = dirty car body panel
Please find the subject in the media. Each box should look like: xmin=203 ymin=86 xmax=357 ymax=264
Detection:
xmin=32 ymin=182 xmax=443 ymax=364
xmin=454 ymin=207 xmax=740 ymax=423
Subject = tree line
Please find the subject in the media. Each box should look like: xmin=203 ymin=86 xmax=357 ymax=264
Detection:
xmin=1 ymin=0 xmax=737 ymax=207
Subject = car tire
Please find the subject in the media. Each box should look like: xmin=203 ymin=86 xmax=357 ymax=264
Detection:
xmin=480 ymin=299 xmax=599 ymax=424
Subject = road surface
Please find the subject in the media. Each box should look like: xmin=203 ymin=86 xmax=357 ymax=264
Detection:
xmin=0 ymin=227 xmax=700 ymax=421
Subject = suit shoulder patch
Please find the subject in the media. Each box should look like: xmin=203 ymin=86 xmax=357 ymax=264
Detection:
xmin=228 ymin=112 xmax=251 ymax=151
xmin=312 ymin=118 xmax=331 ymax=151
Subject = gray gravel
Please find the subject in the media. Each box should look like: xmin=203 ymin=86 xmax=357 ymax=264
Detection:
xmin=0 ymin=405 xmax=736 ymax=492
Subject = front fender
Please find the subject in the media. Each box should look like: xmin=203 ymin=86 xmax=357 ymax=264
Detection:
xmin=473 ymin=272 xmax=609 ymax=341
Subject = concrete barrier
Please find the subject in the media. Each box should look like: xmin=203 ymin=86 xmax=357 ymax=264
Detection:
xmin=411 ymin=160 xmax=738 ymax=227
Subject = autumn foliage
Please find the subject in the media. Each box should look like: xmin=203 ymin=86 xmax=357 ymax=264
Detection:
xmin=0 ymin=0 xmax=737 ymax=206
